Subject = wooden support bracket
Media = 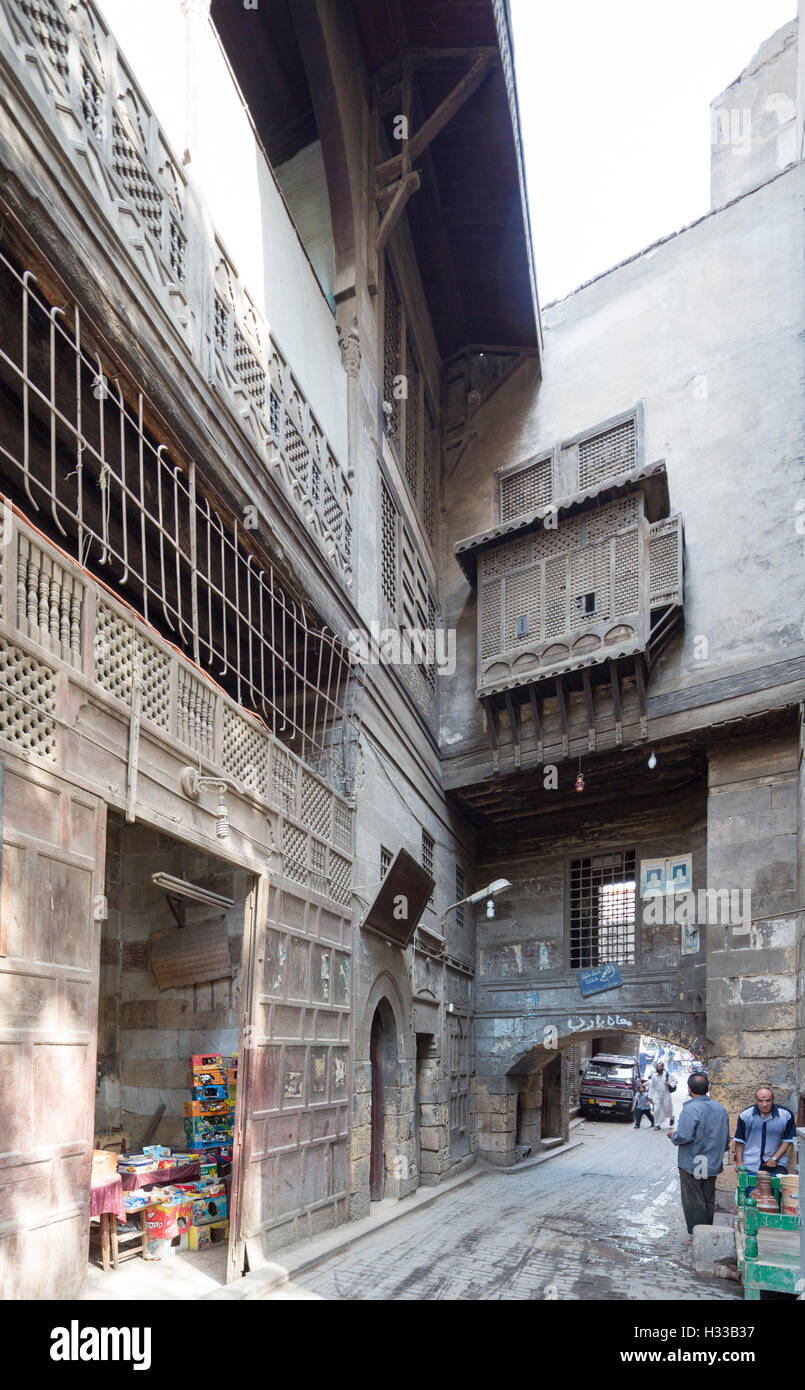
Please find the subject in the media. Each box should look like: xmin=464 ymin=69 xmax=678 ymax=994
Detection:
xmin=375 ymin=52 xmax=497 ymax=188
xmin=582 ymin=668 xmax=596 ymax=752
xmin=375 ymin=171 xmax=421 ymax=254
xmin=609 ymin=661 xmax=623 ymax=747
xmin=555 ymin=678 xmax=568 ymax=760
xmin=634 ymin=654 xmax=648 ymax=739
xmin=482 ymin=698 xmax=500 ymax=774
xmin=527 ymin=686 xmax=543 ymax=765
xmin=504 ymin=692 xmax=521 ymax=769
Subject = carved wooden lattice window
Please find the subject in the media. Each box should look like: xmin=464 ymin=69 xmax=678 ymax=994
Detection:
xmin=404 ymin=338 xmax=420 ymax=495
xmin=500 ymin=456 xmax=552 ymax=523
xmin=569 ymin=850 xmax=636 ymax=969
xmin=423 ymin=401 xmax=437 ymax=544
xmin=111 ymin=113 xmax=162 ymax=239
xmin=380 ymin=476 xmax=398 ymax=611
xmin=20 ymin=0 xmax=69 ymax=83
xmin=578 ymin=418 xmax=636 ymax=489
xmin=383 ymin=263 xmax=402 ymax=440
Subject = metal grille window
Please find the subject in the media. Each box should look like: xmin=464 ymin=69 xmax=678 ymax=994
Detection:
xmin=569 ymin=851 xmax=637 ymax=969
xmin=380 ymin=846 xmax=392 ymax=879
xmin=578 ymin=418 xmax=636 ymax=489
xmin=0 ymin=242 xmax=362 ymax=794
xmin=422 ymin=830 xmax=435 ymax=906
xmin=455 ymin=866 xmax=466 ymax=927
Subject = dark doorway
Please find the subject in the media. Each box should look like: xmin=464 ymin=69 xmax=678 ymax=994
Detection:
xmin=369 ymin=999 xmax=397 ymax=1201
xmin=541 ymin=1055 xmax=563 ymax=1139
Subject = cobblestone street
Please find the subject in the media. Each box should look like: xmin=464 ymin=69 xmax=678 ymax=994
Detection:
xmin=267 ymin=1112 xmax=742 ymax=1302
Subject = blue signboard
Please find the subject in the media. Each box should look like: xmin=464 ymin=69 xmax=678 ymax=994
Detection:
xmin=577 ymin=963 xmax=622 ymax=997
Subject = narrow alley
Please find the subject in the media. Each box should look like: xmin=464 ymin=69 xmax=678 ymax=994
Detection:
xmin=266 ymin=1109 xmax=741 ymax=1302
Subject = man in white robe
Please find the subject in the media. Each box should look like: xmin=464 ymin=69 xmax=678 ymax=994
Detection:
xmin=646 ymin=1059 xmax=675 ymax=1129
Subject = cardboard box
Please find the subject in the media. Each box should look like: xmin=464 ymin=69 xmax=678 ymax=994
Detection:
xmin=199 ymin=1162 xmax=217 ymax=1181
xmin=190 ymin=1054 xmax=224 ymax=1072
xmin=145 ymin=1200 xmax=194 ymax=1240
xmin=191 ymin=1068 xmax=227 ymax=1088
xmin=187 ymin=1219 xmax=229 ymax=1252
xmin=184 ymin=1099 xmax=231 ymax=1119
xmin=184 ymin=1119 xmax=233 ymax=1148
xmin=92 ymin=1149 xmax=118 ymax=1180
xmin=144 ymin=1236 xmax=177 ymax=1261
xmin=192 ymin=1194 xmax=228 ymax=1226
xmin=192 ymin=1084 xmax=229 ymax=1101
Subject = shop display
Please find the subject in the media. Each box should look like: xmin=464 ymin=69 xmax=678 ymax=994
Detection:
xmin=108 ymin=1051 xmax=237 ymax=1269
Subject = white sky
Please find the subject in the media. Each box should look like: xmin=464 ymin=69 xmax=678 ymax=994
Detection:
xmin=510 ymin=0 xmax=797 ymax=303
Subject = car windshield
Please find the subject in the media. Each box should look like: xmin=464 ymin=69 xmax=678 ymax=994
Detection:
xmin=585 ymin=1063 xmax=634 ymax=1081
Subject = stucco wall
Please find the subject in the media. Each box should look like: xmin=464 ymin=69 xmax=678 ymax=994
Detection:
xmin=440 ymin=160 xmax=805 ymax=761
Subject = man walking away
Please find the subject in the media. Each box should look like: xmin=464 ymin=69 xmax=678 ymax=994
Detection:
xmin=646 ymin=1059 xmax=675 ymax=1129
xmin=669 ymin=1072 xmax=730 ymax=1243
xmin=732 ymin=1086 xmax=796 ymax=1193
xmin=633 ymin=1082 xmax=654 ymax=1129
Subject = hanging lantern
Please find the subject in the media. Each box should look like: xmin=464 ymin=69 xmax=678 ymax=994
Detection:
xmin=575 ymin=772 xmax=585 ymax=793
xmin=214 ymin=789 xmax=229 ymax=839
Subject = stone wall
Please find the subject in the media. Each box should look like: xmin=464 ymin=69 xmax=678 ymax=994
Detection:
xmin=710 ymin=19 xmax=799 ymax=210
xmin=705 ymin=720 xmax=801 ymax=1200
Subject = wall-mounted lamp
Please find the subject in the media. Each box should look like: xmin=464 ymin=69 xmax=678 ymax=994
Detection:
xmin=647 ymin=751 xmax=657 ymax=770
xmin=180 ymin=766 xmax=243 ymax=840
xmin=441 ymin=877 xmax=512 ymax=939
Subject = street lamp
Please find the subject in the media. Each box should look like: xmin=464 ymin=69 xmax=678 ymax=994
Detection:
xmin=441 ymin=877 xmax=512 ymax=938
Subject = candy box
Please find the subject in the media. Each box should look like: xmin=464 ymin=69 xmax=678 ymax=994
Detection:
xmin=191 ymin=1068 xmax=227 ymax=1088
xmin=117 ymin=1155 xmax=158 ymax=1174
xmin=190 ymin=1054 xmax=224 ymax=1072
xmin=199 ymin=1162 xmax=217 ymax=1181
xmin=196 ymin=1179 xmax=226 ymax=1199
xmin=184 ymin=1099 xmax=231 ymax=1119
xmin=192 ymin=1194 xmax=227 ymax=1226
xmin=187 ymin=1219 xmax=229 ymax=1252
xmin=193 ymin=1083 xmax=229 ymax=1102
xmin=145 ymin=1200 xmax=194 ymax=1240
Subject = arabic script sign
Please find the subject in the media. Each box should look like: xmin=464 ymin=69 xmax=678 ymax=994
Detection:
xmin=577 ymin=963 xmax=622 ymax=997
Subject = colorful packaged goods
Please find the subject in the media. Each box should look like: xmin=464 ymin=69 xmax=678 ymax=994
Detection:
xmin=192 ymin=1194 xmax=227 ymax=1226
xmin=190 ymin=1054 xmax=224 ymax=1071
xmin=117 ymin=1153 xmax=159 ymax=1175
xmin=184 ymin=1099 xmax=231 ymax=1118
xmin=187 ymin=1220 xmax=229 ymax=1251
xmin=184 ymin=1118 xmax=233 ymax=1150
xmin=190 ymin=1055 xmax=228 ymax=1087
xmin=192 ymin=1083 xmax=229 ymax=1101
xmin=199 ymin=1162 xmax=218 ymax=1181
xmin=122 ymin=1191 xmax=149 ymax=1212
xmin=145 ymin=1199 xmax=194 ymax=1240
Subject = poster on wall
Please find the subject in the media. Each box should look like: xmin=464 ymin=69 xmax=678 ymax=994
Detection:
xmin=640 ymin=858 xmax=666 ymax=896
xmin=667 ymin=854 xmax=692 ymax=892
xmin=681 ymin=921 xmax=700 ymax=955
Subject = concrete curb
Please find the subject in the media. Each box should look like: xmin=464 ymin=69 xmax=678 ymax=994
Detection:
xmin=476 ymin=1136 xmax=584 ymax=1175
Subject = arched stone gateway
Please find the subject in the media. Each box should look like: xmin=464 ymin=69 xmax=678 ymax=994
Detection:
xmin=477 ymin=1013 xmax=706 ymax=1167
xmin=369 ymin=998 xmax=399 ymax=1201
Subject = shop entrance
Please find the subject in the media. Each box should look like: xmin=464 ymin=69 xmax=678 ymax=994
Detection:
xmin=90 ymin=815 xmax=254 ymax=1292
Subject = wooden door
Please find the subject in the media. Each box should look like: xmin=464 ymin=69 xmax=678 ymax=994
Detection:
xmin=449 ymin=1013 xmax=471 ymax=1158
xmin=226 ymin=873 xmax=261 ymax=1284
xmin=370 ymin=1008 xmax=384 ymax=1200
xmin=0 ymin=753 xmax=105 ymax=1299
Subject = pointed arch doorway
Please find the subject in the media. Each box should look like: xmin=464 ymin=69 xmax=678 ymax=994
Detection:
xmin=369 ymin=999 xmax=398 ymax=1201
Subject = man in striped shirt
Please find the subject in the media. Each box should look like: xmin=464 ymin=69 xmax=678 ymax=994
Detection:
xmin=732 ymin=1086 xmax=796 ymax=1190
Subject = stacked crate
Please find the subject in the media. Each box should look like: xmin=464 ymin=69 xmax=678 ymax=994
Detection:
xmin=184 ymin=1054 xmax=236 ymax=1156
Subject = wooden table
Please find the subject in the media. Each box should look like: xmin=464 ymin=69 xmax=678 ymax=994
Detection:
xmin=89 ymin=1173 xmax=148 ymax=1270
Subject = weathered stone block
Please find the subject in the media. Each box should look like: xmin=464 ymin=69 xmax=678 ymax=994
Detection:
xmin=740 ymin=1029 xmax=796 ymax=1058
xmin=418 ymin=1126 xmax=444 ymax=1151
xmin=692 ymin=1224 xmax=736 ymax=1273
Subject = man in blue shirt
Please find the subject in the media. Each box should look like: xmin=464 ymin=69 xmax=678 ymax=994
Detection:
xmin=733 ymin=1087 xmax=796 ymax=1189
xmin=669 ymin=1072 xmax=730 ymax=1241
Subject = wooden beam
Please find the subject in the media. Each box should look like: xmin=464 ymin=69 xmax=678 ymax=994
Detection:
xmin=375 ymin=52 xmax=497 ymax=188
xmin=582 ymin=668 xmax=596 ymax=752
xmin=609 ymin=660 xmax=623 ymax=747
xmin=375 ymin=171 xmax=420 ymax=254
xmin=555 ymin=678 xmax=568 ymax=760
xmin=482 ymin=697 xmax=500 ymax=775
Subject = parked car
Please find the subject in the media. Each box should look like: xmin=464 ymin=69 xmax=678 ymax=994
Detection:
xmin=579 ymin=1053 xmax=641 ymax=1121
